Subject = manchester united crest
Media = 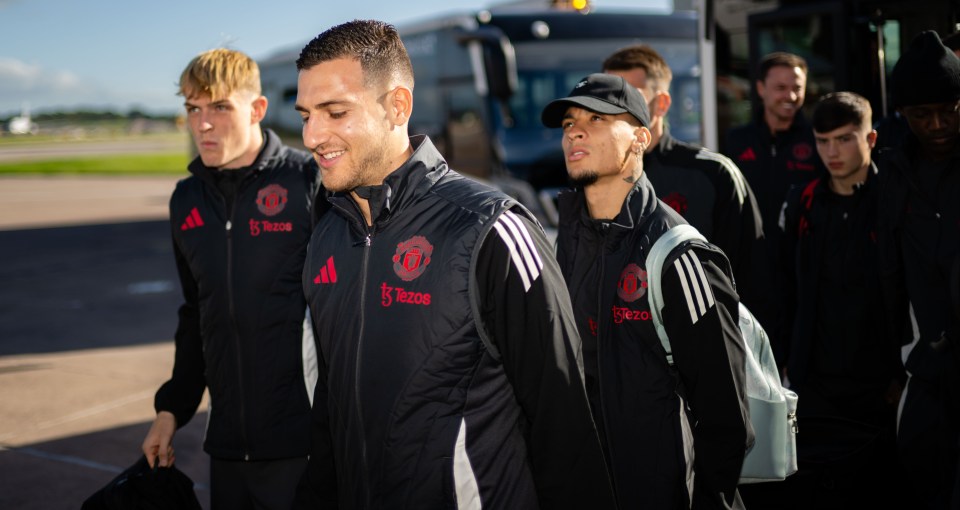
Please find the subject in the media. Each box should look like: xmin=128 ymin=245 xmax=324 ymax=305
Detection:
xmin=617 ymin=263 xmax=647 ymax=303
xmin=793 ymin=142 xmax=813 ymax=161
xmin=393 ymin=236 xmax=433 ymax=282
xmin=663 ymin=192 xmax=689 ymax=216
xmin=256 ymin=184 xmax=288 ymax=217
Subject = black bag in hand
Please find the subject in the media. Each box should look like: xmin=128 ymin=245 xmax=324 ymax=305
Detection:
xmin=82 ymin=456 xmax=202 ymax=510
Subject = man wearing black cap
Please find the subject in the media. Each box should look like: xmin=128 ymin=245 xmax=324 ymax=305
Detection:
xmin=877 ymin=30 xmax=960 ymax=509
xmin=543 ymin=73 xmax=751 ymax=510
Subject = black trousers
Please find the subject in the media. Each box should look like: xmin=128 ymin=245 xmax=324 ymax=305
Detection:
xmin=210 ymin=456 xmax=308 ymax=510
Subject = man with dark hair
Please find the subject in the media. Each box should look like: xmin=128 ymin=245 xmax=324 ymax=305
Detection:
xmin=141 ymin=48 xmax=320 ymax=510
xmin=293 ymin=19 xmax=615 ymax=509
xmin=723 ymin=51 xmax=824 ymax=354
xmin=543 ymin=73 xmax=751 ymax=510
xmin=603 ymin=44 xmax=769 ymax=337
xmin=777 ymin=92 xmax=905 ymax=506
xmin=878 ymin=30 xmax=960 ymax=509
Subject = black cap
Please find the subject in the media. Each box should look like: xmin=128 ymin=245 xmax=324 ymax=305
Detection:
xmin=541 ymin=73 xmax=650 ymax=128
xmin=892 ymin=31 xmax=960 ymax=108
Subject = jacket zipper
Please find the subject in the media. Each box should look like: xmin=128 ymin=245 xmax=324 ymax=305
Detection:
xmin=223 ymin=188 xmax=250 ymax=461
xmin=339 ymin=197 xmax=374 ymax=505
xmin=596 ymin=224 xmax=613 ymax=469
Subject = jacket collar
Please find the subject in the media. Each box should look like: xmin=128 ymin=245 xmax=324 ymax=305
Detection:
xmin=558 ymin=173 xmax=660 ymax=249
xmin=329 ymin=135 xmax=447 ymax=227
xmin=753 ymin=110 xmax=812 ymax=144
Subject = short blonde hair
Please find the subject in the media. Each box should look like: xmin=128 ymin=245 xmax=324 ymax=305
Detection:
xmin=179 ymin=48 xmax=261 ymax=101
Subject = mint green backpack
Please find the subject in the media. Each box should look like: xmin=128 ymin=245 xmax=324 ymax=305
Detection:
xmin=646 ymin=224 xmax=799 ymax=484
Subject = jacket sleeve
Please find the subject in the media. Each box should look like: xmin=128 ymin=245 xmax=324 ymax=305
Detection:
xmin=706 ymin=156 xmax=763 ymax=277
xmin=706 ymin=157 xmax=774 ymax=336
xmin=294 ymin=317 xmax=338 ymax=509
xmin=661 ymin=244 xmax=751 ymax=510
xmin=475 ymin=209 xmax=617 ymax=510
xmin=776 ymin=186 xmax=803 ymax=368
xmin=153 ymin=225 xmax=207 ymax=429
xmin=876 ymin=160 xmax=913 ymax=349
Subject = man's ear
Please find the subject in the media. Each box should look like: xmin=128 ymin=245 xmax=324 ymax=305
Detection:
xmin=651 ymin=91 xmax=672 ymax=118
xmin=388 ymin=86 xmax=413 ymax=125
xmin=633 ymin=126 xmax=652 ymax=152
xmin=866 ymin=129 xmax=878 ymax=149
xmin=755 ymin=79 xmax=766 ymax=99
xmin=251 ymin=95 xmax=268 ymax=124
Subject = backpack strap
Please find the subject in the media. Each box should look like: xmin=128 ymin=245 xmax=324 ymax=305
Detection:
xmin=647 ymin=224 xmax=707 ymax=366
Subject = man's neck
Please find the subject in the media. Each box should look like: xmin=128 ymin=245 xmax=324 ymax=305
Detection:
xmin=221 ymin=128 xmax=265 ymax=171
xmin=829 ymin=165 xmax=869 ymax=196
xmin=764 ymin=111 xmax=794 ymax=135
xmin=351 ymin=191 xmax=374 ymax=226
xmin=584 ymin=177 xmax=634 ymax=221
xmin=644 ymin=120 xmax=664 ymax=154
xmin=920 ymin=139 xmax=960 ymax=162
xmin=350 ymin=140 xmax=416 ymax=227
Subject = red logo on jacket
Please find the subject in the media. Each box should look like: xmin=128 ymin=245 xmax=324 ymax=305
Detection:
xmin=663 ymin=192 xmax=689 ymax=216
xmin=256 ymin=184 xmax=288 ymax=216
xmin=738 ymin=147 xmax=757 ymax=162
xmin=393 ymin=236 xmax=433 ymax=281
xmin=617 ymin=263 xmax=647 ymax=303
xmin=792 ymin=142 xmax=813 ymax=161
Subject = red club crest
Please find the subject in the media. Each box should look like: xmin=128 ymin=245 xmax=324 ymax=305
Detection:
xmin=663 ymin=192 xmax=689 ymax=216
xmin=793 ymin=142 xmax=813 ymax=161
xmin=256 ymin=184 xmax=288 ymax=217
xmin=617 ymin=263 xmax=647 ymax=303
xmin=393 ymin=236 xmax=433 ymax=282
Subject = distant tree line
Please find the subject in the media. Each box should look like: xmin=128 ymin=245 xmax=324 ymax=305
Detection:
xmin=0 ymin=108 xmax=178 ymax=124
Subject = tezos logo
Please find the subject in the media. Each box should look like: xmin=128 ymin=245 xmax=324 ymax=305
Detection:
xmin=249 ymin=219 xmax=293 ymax=237
xmin=256 ymin=184 xmax=288 ymax=216
xmin=380 ymin=282 xmax=431 ymax=307
xmin=617 ymin=263 xmax=647 ymax=302
xmin=392 ymin=236 xmax=433 ymax=282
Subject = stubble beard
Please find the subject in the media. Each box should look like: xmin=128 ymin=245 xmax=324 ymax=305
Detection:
xmin=323 ymin=145 xmax=392 ymax=193
xmin=569 ymin=170 xmax=600 ymax=187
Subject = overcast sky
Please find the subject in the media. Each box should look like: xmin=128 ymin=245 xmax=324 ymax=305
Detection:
xmin=0 ymin=0 xmax=671 ymax=117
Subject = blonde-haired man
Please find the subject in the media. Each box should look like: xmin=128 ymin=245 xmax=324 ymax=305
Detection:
xmin=142 ymin=48 xmax=320 ymax=509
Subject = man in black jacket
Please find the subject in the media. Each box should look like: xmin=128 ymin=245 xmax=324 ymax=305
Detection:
xmin=724 ymin=51 xmax=824 ymax=355
xmin=781 ymin=91 xmax=902 ymax=417
xmin=141 ymin=48 xmax=320 ymax=510
xmin=293 ymin=20 xmax=615 ymax=509
xmin=543 ymin=73 xmax=750 ymax=510
xmin=877 ymin=30 xmax=960 ymax=509
xmin=602 ymin=44 xmax=770 ymax=339
xmin=779 ymin=92 xmax=905 ymax=507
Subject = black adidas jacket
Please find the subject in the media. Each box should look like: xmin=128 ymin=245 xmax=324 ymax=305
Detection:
xmin=724 ymin=112 xmax=824 ymax=238
xmin=155 ymin=129 xmax=320 ymax=461
xmin=296 ymin=136 xmax=615 ymax=510
xmin=723 ymin=113 xmax=824 ymax=347
xmin=779 ymin=164 xmax=902 ymax=392
xmin=556 ymin=175 xmax=751 ymax=510
xmin=644 ymin=132 xmax=769 ymax=328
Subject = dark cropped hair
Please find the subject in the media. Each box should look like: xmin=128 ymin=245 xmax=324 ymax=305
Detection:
xmin=758 ymin=52 xmax=808 ymax=82
xmin=296 ymin=19 xmax=414 ymax=90
xmin=812 ymin=92 xmax=872 ymax=133
xmin=602 ymin=44 xmax=673 ymax=94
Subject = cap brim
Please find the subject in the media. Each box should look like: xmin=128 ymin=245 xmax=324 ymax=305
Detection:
xmin=541 ymin=96 xmax=630 ymax=128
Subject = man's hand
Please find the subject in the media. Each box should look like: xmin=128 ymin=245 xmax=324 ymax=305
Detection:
xmin=142 ymin=411 xmax=177 ymax=468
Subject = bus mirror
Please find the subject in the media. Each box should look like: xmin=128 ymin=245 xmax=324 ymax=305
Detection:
xmin=457 ymin=27 xmax=518 ymax=101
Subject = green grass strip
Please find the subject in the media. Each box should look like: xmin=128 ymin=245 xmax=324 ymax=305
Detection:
xmin=0 ymin=152 xmax=191 ymax=175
